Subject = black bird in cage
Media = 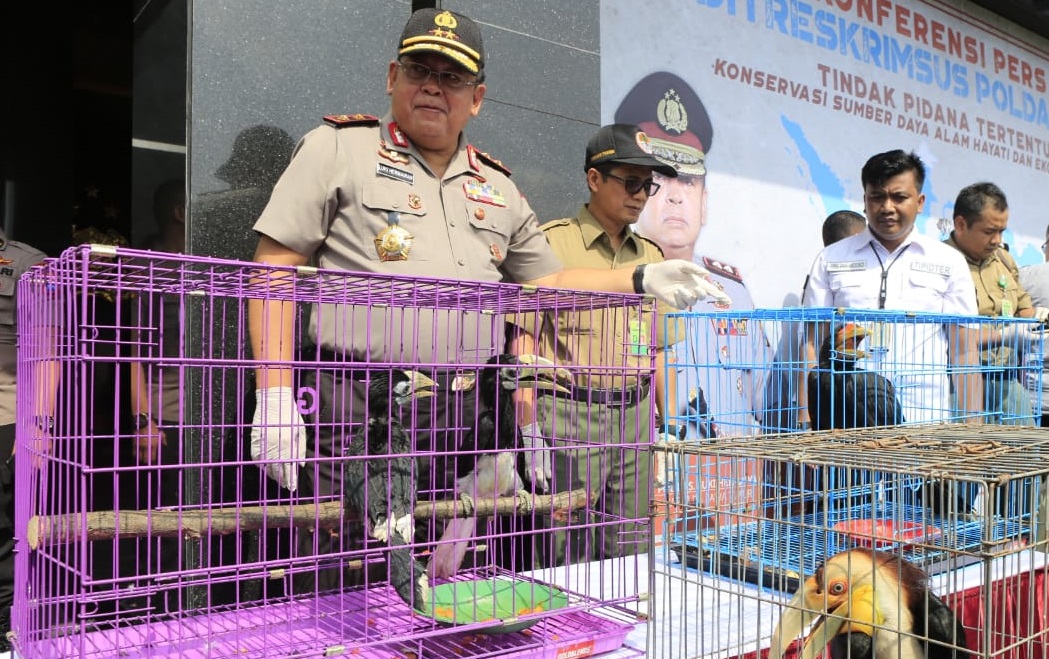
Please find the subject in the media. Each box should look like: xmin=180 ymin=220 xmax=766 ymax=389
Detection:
xmin=345 ymin=369 xmax=437 ymax=611
xmin=428 ymin=354 xmax=571 ymax=580
xmin=770 ymin=549 xmax=969 ymax=659
xmin=808 ymin=323 xmax=905 ymax=430
xmin=686 ymin=385 xmax=718 ymax=439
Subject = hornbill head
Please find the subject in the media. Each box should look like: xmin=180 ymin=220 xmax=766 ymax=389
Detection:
xmin=480 ymin=354 xmax=573 ymax=401
xmin=371 ymin=369 xmax=438 ymax=412
xmin=823 ymin=323 xmax=870 ymax=364
xmin=770 ymin=549 xmax=925 ymax=659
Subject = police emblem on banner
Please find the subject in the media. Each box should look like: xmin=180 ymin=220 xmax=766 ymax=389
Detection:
xmin=658 ymin=88 xmax=688 ymax=134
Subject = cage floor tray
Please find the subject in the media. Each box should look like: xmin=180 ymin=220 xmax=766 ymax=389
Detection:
xmin=18 ymin=582 xmax=634 ymax=659
xmin=671 ymin=501 xmax=1028 ymax=593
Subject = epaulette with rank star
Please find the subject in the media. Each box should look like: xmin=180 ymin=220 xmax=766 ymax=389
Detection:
xmin=539 ymin=218 xmax=572 ymax=232
xmin=322 ymin=113 xmax=380 ymax=128
xmin=468 ymin=145 xmax=512 ymax=176
xmin=702 ymin=256 xmax=744 ymax=283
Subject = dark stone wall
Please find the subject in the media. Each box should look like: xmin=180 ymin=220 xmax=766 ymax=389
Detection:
xmin=187 ymin=0 xmax=600 ymax=260
xmin=180 ymin=3 xmax=599 ymax=604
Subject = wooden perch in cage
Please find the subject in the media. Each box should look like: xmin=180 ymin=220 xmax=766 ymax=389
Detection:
xmin=25 ymin=487 xmax=592 ymax=549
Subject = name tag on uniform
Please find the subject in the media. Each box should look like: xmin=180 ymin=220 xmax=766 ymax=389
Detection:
xmin=827 ymin=260 xmax=866 ymax=272
xmin=376 ymin=163 xmax=413 ymax=184
xmin=910 ymin=261 xmax=951 ymax=276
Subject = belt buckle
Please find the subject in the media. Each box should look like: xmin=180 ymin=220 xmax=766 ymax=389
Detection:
xmin=622 ymin=387 xmax=637 ymax=407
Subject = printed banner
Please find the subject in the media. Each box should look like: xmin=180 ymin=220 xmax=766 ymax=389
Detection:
xmin=602 ymin=0 xmax=1049 ymax=310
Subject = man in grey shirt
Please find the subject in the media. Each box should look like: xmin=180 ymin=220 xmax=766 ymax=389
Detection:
xmin=1019 ymin=224 xmax=1049 ymax=427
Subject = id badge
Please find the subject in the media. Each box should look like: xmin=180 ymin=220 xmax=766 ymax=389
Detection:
xmin=629 ymin=319 xmax=648 ymax=356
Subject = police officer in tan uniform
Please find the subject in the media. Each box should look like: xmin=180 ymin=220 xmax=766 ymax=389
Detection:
xmin=247 ymin=9 xmax=725 ymax=588
xmin=512 ymin=124 xmax=691 ymax=566
xmin=944 ymin=181 xmax=1048 ymax=425
xmin=0 ymin=227 xmax=48 ymax=648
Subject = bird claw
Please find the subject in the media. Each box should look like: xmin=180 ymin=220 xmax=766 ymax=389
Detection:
xmin=457 ymin=492 xmax=476 ymax=516
xmin=514 ymin=489 xmax=533 ymax=513
xmin=393 ymin=514 xmax=414 ymax=545
xmin=371 ymin=517 xmax=393 ymax=543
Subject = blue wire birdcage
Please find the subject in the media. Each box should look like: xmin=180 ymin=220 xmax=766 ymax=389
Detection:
xmin=657 ymin=306 xmax=1044 ymax=592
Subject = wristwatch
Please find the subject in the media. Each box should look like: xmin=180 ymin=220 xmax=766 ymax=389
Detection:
xmin=632 ymin=264 xmax=647 ymax=295
xmin=132 ymin=413 xmax=156 ymax=430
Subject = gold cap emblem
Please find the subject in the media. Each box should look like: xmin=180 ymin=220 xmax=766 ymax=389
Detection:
xmin=657 ymin=89 xmax=688 ymax=134
xmin=434 ymin=10 xmax=458 ymax=29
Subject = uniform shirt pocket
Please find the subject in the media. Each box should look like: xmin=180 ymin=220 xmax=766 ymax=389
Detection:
xmin=466 ymin=205 xmax=513 ymax=271
xmin=556 ymin=310 xmax=595 ymax=336
xmin=908 ymin=270 xmax=949 ymax=294
xmin=0 ymin=287 xmax=14 ymax=327
xmin=468 ymin=205 xmax=512 ymax=240
xmin=829 ymin=271 xmax=866 ymax=293
xmin=825 ymin=271 xmax=873 ymax=308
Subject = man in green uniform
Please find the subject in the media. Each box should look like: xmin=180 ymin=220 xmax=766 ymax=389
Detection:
xmin=944 ymin=181 xmax=1048 ymax=425
xmin=512 ymin=123 xmax=706 ymax=566
xmin=247 ymin=9 xmax=723 ymax=588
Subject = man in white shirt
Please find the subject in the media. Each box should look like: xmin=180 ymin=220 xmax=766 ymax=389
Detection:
xmin=800 ymin=149 xmax=982 ymax=424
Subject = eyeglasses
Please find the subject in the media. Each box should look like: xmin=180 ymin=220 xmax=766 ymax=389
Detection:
xmin=603 ymin=172 xmax=661 ymax=196
xmin=397 ymin=60 xmax=481 ymax=90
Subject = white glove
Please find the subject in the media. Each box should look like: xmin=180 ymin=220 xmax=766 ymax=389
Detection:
xmin=1034 ymin=307 xmax=1049 ymax=324
xmin=642 ymin=260 xmax=732 ymax=309
xmin=250 ymin=386 xmax=307 ymax=492
xmin=519 ymin=422 xmax=552 ymax=493
xmin=1000 ymin=321 xmax=1039 ymax=349
xmin=653 ymin=433 xmax=680 ymax=487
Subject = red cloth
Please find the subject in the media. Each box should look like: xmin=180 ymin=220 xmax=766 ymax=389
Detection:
xmin=945 ymin=569 xmax=1048 ymax=659
xmin=743 ymin=570 xmax=1048 ymax=659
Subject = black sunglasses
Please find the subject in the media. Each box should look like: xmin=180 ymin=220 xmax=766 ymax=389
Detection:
xmin=603 ymin=171 xmax=661 ymax=196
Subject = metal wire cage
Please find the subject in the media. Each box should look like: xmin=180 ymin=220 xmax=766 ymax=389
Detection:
xmin=653 ymin=426 xmax=1049 ymax=659
xmin=12 ymin=245 xmax=654 ymax=658
xmin=653 ymin=306 xmax=1043 ymax=547
xmin=665 ymin=306 xmax=1043 ymax=439
xmin=652 ymin=307 xmax=1048 ymax=659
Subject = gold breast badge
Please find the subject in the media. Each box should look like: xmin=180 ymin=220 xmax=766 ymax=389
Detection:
xmin=375 ymin=211 xmax=414 ymax=261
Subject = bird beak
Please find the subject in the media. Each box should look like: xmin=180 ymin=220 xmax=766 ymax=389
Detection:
xmin=799 ymin=615 xmax=849 ymax=659
xmin=800 ymin=585 xmax=881 ymax=659
xmin=406 ymin=371 xmax=438 ymax=398
xmin=513 ymin=354 xmax=573 ymax=393
xmin=836 ymin=323 xmax=870 ymax=359
xmin=772 ymin=573 xmax=878 ymax=659
xmin=770 ymin=576 xmax=821 ymax=659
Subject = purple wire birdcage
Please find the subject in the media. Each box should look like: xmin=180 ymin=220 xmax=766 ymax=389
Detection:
xmin=11 ymin=245 xmax=653 ymax=658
